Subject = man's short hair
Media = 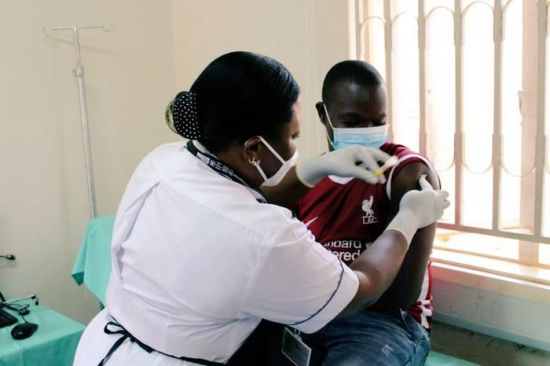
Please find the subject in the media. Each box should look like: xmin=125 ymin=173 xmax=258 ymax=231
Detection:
xmin=322 ymin=60 xmax=384 ymax=103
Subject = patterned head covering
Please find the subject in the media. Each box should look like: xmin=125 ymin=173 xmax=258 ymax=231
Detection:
xmin=165 ymin=91 xmax=200 ymax=139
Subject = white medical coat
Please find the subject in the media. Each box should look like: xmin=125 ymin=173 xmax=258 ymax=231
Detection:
xmin=74 ymin=142 xmax=358 ymax=365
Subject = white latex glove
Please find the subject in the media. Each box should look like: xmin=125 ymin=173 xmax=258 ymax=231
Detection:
xmin=295 ymin=145 xmax=392 ymax=187
xmin=385 ymin=175 xmax=450 ymax=245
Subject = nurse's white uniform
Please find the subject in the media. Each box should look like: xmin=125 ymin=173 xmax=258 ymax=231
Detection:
xmin=74 ymin=142 xmax=359 ymax=365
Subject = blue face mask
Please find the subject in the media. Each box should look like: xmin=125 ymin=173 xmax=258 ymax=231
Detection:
xmin=323 ymin=104 xmax=389 ymax=150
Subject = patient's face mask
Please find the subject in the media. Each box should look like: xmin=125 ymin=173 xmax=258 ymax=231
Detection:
xmin=323 ymin=104 xmax=389 ymax=150
xmin=250 ymin=136 xmax=299 ymax=187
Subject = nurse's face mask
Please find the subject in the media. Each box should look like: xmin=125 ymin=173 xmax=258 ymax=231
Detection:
xmin=248 ymin=136 xmax=299 ymax=187
xmin=322 ymin=103 xmax=389 ymax=150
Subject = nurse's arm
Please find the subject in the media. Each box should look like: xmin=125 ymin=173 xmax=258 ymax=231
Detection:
xmin=372 ymin=162 xmax=439 ymax=309
xmin=338 ymin=229 xmax=410 ymax=317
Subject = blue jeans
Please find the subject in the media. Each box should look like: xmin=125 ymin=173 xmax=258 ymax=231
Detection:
xmin=302 ymin=310 xmax=431 ymax=366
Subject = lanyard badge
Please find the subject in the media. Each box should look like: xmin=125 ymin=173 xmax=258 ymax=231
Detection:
xmin=185 ymin=140 xmax=267 ymax=203
xmin=282 ymin=327 xmax=312 ymax=366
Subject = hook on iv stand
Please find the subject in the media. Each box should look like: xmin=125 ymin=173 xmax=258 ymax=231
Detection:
xmin=42 ymin=25 xmax=109 ymax=219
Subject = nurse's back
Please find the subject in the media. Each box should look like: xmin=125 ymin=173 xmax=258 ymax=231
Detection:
xmin=106 ymin=141 xmax=307 ymax=359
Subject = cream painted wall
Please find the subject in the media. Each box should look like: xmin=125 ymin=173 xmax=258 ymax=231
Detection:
xmin=0 ymin=0 xmax=355 ymax=325
xmin=0 ymin=0 xmax=177 ymax=323
xmin=170 ymin=0 xmax=355 ymax=158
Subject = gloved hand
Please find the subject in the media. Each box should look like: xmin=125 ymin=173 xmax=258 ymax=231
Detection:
xmin=385 ymin=175 xmax=450 ymax=245
xmin=295 ymin=145 xmax=392 ymax=187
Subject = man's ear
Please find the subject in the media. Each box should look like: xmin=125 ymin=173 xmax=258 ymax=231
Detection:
xmin=243 ymin=136 xmax=263 ymax=164
xmin=315 ymin=102 xmax=327 ymax=126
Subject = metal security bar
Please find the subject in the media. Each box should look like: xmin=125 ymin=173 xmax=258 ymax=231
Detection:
xmin=357 ymin=0 xmax=550 ymax=258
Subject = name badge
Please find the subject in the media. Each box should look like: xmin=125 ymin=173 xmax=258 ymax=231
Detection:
xmin=281 ymin=327 xmax=311 ymax=366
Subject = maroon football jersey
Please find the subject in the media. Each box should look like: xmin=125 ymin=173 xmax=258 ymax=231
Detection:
xmin=294 ymin=142 xmax=435 ymax=330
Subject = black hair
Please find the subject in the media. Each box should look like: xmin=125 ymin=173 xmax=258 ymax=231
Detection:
xmin=322 ymin=60 xmax=384 ymax=104
xmin=174 ymin=51 xmax=300 ymax=153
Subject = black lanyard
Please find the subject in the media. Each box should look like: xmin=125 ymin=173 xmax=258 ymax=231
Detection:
xmin=185 ymin=140 xmax=267 ymax=203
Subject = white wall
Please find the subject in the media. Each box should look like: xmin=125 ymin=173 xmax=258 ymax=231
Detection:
xmin=170 ymin=0 xmax=356 ymax=158
xmin=0 ymin=0 xmax=177 ymax=323
xmin=432 ymin=263 xmax=550 ymax=353
xmin=431 ymin=320 xmax=550 ymax=366
xmin=0 ymin=0 xmax=355 ymax=324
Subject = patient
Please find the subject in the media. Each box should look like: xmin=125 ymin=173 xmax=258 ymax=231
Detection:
xmin=292 ymin=60 xmax=440 ymax=365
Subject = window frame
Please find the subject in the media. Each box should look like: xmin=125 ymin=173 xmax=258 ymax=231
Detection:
xmin=357 ymin=0 xmax=550 ymax=273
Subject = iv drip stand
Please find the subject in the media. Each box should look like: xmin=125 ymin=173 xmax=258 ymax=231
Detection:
xmin=44 ymin=25 xmax=109 ymax=219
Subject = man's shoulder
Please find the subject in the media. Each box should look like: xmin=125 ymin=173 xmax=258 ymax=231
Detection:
xmin=383 ymin=142 xmax=438 ymax=200
xmin=382 ymin=142 xmax=423 ymax=159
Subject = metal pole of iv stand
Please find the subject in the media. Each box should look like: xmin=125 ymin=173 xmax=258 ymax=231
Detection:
xmin=44 ymin=25 xmax=109 ymax=219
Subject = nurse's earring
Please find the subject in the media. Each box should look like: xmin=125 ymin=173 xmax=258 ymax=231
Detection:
xmin=244 ymin=137 xmax=262 ymax=166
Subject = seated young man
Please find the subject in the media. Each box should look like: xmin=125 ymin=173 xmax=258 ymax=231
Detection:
xmin=292 ymin=60 xmax=440 ymax=365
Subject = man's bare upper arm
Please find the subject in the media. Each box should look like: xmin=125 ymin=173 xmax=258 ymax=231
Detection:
xmin=369 ymin=160 xmax=439 ymax=309
xmin=388 ymin=162 xmax=440 ymax=218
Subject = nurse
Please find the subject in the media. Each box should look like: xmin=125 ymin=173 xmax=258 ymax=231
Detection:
xmin=74 ymin=51 xmax=449 ymax=365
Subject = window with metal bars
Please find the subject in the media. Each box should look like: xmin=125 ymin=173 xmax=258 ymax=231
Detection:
xmin=356 ymin=0 xmax=550 ymax=276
